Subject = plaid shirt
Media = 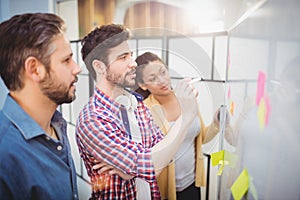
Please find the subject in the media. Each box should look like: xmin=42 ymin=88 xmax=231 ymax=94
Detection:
xmin=76 ymin=87 xmax=164 ymax=199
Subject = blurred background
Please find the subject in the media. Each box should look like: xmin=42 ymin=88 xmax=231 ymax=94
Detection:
xmin=0 ymin=0 xmax=299 ymax=199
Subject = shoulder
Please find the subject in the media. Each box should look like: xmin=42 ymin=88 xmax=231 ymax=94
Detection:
xmin=0 ymin=111 xmax=11 ymax=144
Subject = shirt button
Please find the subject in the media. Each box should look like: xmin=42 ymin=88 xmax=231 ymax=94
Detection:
xmin=45 ymin=136 xmax=50 ymax=141
xmin=74 ymin=194 xmax=78 ymax=199
xmin=57 ymin=145 xmax=63 ymax=151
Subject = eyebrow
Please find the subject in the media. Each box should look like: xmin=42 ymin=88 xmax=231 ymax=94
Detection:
xmin=146 ymin=66 xmax=165 ymax=77
xmin=116 ymin=51 xmax=133 ymax=59
xmin=61 ymin=52 xmax=73 ymax=60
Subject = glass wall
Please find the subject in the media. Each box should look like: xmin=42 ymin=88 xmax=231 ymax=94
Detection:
xmin=218 ymin=0 xmax=300 ymax=199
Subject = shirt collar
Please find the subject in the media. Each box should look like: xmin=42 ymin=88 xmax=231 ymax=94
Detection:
xmin=2 ymin=94 xmax=66 ymax=140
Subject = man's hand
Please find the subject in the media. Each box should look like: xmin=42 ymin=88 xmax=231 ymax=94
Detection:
xmin=93 ymin=162 xmax=134 ymax=180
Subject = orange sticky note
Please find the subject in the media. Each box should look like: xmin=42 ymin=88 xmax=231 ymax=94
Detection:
xmin=230 ymin=101 xmax=235 ymax=116
xmin=264 ymin=95 xmax=271 ymax=126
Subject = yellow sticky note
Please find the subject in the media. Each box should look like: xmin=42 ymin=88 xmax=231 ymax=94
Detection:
xmin=257 ymin=97 xmax=266 ymax=129
xmin=211 ymin=150 xmax=238 ymax=176
xmin=211 ymin=150 xmax=224 ymax=166
xmin=231 ymin=169 xmax=249 ymax=200
xmin=217 ymin=160 xmax=229 ymax=176
xmin=264 ymin=95 xmax=271 ymax=126
xmin=249 ymin=176 xmax=258 ymax=200
xmin=224 ymin=150 xmax=238 ymax=168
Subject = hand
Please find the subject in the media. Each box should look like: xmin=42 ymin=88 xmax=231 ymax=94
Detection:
xmin=93 ymin=162 xmax=134 ymax=180
xmin=174 ymin=78 xmax=199 ymax=120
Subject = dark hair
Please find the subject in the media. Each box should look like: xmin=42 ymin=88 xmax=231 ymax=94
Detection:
xmin=134 ymin=52 xmax=164 ymax=99
xmin=0 ymin=13 xmax=66 ymax=91
xmin=81 ymin=24 xmax=130 ymax=80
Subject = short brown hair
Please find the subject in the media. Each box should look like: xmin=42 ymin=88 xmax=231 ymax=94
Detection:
xmin=81 ymin=24 xmax=130 ymax=80
xmin=0 ymin=13 xmax=66 ymax=91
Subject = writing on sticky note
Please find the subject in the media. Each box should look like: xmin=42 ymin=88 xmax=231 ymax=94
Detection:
xmin=256 ymin=71 xmax=266 ymax=106
xmin=231 ymin=169 xmax=249 ymax=200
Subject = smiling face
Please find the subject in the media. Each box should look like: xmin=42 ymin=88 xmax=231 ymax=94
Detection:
xmin=105 ymin=41 xmax=137 ymax=88
xmin=138 ymin=60 xmax=172 ymax=96
xmin=39 ymin=33 xmax=81 ymax=105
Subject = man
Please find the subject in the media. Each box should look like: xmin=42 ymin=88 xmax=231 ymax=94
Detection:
xmin=76 ymin=24 xmax=198 ymax=199
xmin=0 ymin=13 xmax=81 ymax=199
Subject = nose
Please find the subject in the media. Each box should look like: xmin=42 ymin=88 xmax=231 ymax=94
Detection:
xmin=128 ymin=57 xmax=137 ymax=69
xmin=72 ymin=59 xmax=82 ymax=75
xmin=157 ymin=75 xmax=167 ymax=85
xmin=157 ymin=76 xmax=164 ymax=84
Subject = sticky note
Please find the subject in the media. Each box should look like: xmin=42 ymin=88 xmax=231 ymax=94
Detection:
xmin=211 ymin=150 xmax=224 ymax=166
xmin=228 ymin=86 xmax=231 ymax=99
xmin=256 ymin=71 xmax=266 ymax=106
xmin=231 ymin=169 xmax=249 ymax=200
xmin=224 ymin=150 xmax=238 ymax=168
xmin=211 ymin=150 xmax=237 ymax=176
xmin=230 ymin=101 xmax=235 ymax=116
xmin=249 ymin=177 xmax=258 ymax=200
xmin=264 ymin=95 xmax=271 ymax=126
xmin=217 ymin=160 xmax=229 ymax=176
xmin=257 ymin=97 xmax=266 ymax=129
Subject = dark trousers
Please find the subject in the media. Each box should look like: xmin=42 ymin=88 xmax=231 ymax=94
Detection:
xmin=176 ymin=182 xmax=201 ymax=200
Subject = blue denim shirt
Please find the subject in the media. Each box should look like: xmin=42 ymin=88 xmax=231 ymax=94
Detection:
xmin=0 ymin=95 xmax=78 ymax=200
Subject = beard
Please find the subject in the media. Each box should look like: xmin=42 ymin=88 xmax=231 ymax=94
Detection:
xmin=39 ymin=71 xmax=77 ymax=105
xmin=106 ymin=68 xmax=136 ymax=88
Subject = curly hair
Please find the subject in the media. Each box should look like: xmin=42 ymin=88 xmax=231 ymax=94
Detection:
xmin=134 ymin=52 xmax=164 ymax=99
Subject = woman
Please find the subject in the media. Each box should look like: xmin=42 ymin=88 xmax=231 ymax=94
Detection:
xmin=134 ymin=52 xmax=225 ymax=200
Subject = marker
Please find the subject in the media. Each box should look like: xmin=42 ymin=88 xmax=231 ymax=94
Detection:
xmin=190 ymin=77 xmax=202 ymax=84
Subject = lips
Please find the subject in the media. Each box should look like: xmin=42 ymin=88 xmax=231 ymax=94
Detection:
xmin=127 ymin=70 xmax=136 ymax=78
xmin=70 ymin=76 xmax=78 ymax=87
xmin=160 ymin=85 xmax=169 ymax=90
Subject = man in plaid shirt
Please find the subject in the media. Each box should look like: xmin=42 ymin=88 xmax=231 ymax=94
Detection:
xmin=76 ymin=24 xmax=198 ymax=199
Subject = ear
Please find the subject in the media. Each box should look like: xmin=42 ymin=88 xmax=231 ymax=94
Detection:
xmin=92 ymin=59 xmax=106 ymax=76
xmin=138 ymin=82 xmax=148 ymax=91
xmin=24 ymin=56 xmax=45 ymax=81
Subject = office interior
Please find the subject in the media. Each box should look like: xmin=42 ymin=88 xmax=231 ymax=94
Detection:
xmin=0 ymin=0 xmax=299 ymax=199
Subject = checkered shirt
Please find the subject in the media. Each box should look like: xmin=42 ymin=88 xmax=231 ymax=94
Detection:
xmin=76 ymin=87 xmax=164 ymax=199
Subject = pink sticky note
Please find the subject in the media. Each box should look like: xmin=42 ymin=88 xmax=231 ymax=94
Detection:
xmin=256 ymin=71 xmax=266 ymax=105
